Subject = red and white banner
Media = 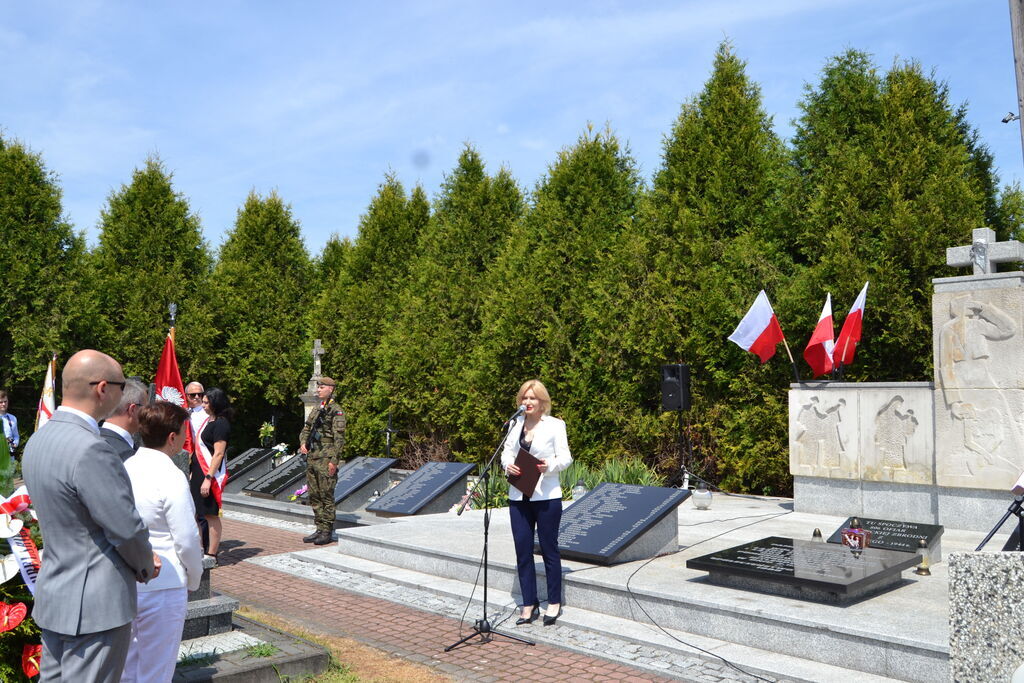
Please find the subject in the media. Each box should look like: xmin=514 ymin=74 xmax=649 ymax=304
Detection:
xmin=804 ymin=293 xmax=835 ymax=377
xmin=154 ymin=333 xmax=194 ymax=456
xmin=834 ymin=282 xmax=869 ymax=368
xmin=728 ymin=290 xmax=786 ymax=363
xmin=0 ymin=487 xmax=39 ymax=594
xmin=34 ymin=355 xmax=56 ymax=432
xmin=0 ymin=486 xmax=30 ymax=517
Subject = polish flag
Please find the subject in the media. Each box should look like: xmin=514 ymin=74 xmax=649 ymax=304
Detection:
xmin=34 ymin=355 xmax=56 ymax=432
xmin=728 ymin=290 xmax=785 ymax=363
xmin=804 ymin=293 xmax=835 ymax=377
xmin=834 ymin=282 xmax=869 ymax=367
xmin=154 ymin=334 xmax=194 ymax=456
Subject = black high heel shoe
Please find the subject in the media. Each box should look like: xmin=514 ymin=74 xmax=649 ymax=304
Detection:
xmin=543 ymin=605 xmax=562 ymax=626
xmin=515 ymin=603 xmax=540 ymax=626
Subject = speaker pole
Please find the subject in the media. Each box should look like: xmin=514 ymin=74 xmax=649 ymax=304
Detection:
xmin=678 ymin=409 xmax=688 ymax=490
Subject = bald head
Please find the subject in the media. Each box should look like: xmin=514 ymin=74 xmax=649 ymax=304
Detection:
xmin=61 ymin=350 xmax=126 ymax=419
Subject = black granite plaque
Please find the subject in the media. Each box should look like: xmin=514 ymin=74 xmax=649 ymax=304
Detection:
xmin=244 ymin=455 xmax=307 ymax=500
xmin=687 ymin=536 xmax=922 ymax=603
xmin=366 ymin=462 xmax=474 ymax=515
xmin=226 ymin=448 xmax=275 ymax=483
xmin=556 ymin=483 xmax=690 ymax=564
xmin=826 ymin=517 xmax=943 ymax=553
xmin=334 ymin=457 xmax=396 ymax=503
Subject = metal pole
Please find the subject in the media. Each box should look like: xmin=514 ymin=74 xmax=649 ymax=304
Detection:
xmin=1010 ymin=0 xmax=1024 ymax=162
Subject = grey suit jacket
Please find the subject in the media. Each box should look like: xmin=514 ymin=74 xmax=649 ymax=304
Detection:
xmin=23 ymin=411 xmax=155 ymax=635
xmin=100 ymin=426 xmax=135 ymax=463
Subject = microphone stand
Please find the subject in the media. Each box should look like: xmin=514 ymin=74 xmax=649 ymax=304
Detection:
xmin=445 ymin=413 xmax=534 ymax=652
xmin=976 ymin=495 xmax=1024 ymax=551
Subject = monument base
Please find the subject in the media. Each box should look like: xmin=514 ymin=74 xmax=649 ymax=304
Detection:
xmin=795 ymin=475 xmax=1017 ymax=532
xmin=950 ymin=552 xmax=1024 ymax=681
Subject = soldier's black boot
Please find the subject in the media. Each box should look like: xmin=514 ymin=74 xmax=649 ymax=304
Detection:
xmin=303 ymin=530 xmax=320 ymax=543
xmin=312 ymin=530 xmax=333 ymax=546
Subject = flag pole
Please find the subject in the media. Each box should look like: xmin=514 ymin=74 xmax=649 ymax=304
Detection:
xmin=780 ymin=337 xmax=801 ymax=382
xmin=168 ymin=302 xmax=177 ymax=343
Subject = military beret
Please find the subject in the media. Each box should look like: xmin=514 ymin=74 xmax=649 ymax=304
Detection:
xmin=317 ymin=376 xmax=337 ymax=387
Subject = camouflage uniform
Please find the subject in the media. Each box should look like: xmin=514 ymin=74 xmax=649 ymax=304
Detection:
xmin=300 ymin=398 xmax=347 ymax=535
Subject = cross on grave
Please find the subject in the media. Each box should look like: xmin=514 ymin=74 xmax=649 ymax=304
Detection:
xmin=946 ymin=228 xmax=1024 ymax=275
xmin=312 ymin=338 xmax=323 ymax=377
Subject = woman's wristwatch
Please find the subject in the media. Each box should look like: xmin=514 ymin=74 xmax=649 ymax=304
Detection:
xmin=204 ymin=474 xmax=214 ymax=480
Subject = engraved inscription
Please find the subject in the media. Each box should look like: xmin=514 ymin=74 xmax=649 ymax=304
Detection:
xmin=367 ymin=462 xmax=472 ymax=514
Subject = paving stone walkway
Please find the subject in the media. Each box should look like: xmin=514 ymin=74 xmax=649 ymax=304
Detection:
xmin=215 ymin=513 xmax=779 ymax=682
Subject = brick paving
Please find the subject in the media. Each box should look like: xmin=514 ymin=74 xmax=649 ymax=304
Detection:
xmin=214 ymin=517 xmax=678 ymax=682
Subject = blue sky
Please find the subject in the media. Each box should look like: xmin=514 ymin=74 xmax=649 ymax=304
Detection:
xmin=2 ymin=1 xmax=1021 ymax=255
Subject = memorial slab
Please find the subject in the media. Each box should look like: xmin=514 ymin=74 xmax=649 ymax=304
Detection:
xmin=555 ymin=483 xmax=689 ymax=565
xmin=826 ymin=516 xmax=943 ymax=563
xmin=224 ymin=448 xmax=276 ymax=494
xmin=366 ymin=462 xmax=474 ymax=516
xmin=686 ymin=536 xmax=921 ymax=604
xmin=333 ymin=457 xmax=395 ymax=512
xmin=243 ymin=455 xmax=307 ymax=501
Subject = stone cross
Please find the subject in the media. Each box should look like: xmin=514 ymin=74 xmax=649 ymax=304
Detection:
xmin=312 ymin=338 xmax=323 ymax=377
xmin=947 ymin=227 xmax=1024 ymax=275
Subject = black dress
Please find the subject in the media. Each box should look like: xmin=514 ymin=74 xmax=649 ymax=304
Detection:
xmin=190 ymin=418 xmax=230 ymax=516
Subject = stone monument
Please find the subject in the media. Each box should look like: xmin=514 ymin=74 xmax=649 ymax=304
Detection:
xmin=791 ymin=227 xmax=1024 ymax=531
xmin=301 ymin=338 xmax=324 ymax=420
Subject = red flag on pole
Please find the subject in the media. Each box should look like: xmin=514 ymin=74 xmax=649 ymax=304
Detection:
xmin=154 ymin=333 xmax=194 ymax=456
xmin=834 ymin=282 xmax=869 ymax=367
xmin=803 ymin=293 xmax=835 ymax=377
xmin=728 ymin=290 xmax=786 ymax=363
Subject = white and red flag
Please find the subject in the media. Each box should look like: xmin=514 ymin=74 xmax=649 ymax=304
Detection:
xmin=804 ymin=293 xmax=835 ymax=377
xmin=154 ymin=333 xmax=194 ymax=457
xmin=34 ymin=354 xmax=56 ymax=432
xmin=728 ymin=290 xmax=786 ymax=363
xmin=834 ymin=282 xmax=869 ymax=368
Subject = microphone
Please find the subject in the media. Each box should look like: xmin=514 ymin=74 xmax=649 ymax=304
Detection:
xmin=504 ymin=404 xmax=526 ymax=425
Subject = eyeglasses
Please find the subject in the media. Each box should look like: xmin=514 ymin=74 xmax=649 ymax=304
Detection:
xmin=89 ymin=380 xmax=126 ymax=390
xmin=187 ymin=393 xmax=205 ymax=398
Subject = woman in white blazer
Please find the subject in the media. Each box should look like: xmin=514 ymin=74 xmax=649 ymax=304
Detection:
xmin=121 ymin=401 xmax=204 ymax=683
xmin=501 ymin=379 xmax=572 ymax=626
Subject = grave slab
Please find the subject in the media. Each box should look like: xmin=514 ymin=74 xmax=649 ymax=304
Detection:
xmin=826 ymin=516 xmax=943 ymax=564
xmin=243 ymin=455 xmax=307 ymax=501
xmin=225 ymin=447 xmax=277 ymax=494
xmin=333 ymin=456 xmax=395 ymax=512
xmin=366 ymin=462 xmax=474 ymax=516
xmin=687 ymin=536 xmax=922 ymax=604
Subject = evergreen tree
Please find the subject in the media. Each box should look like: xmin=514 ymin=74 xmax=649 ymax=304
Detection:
xmin=462 ymin=126 xmax=642 ymax=463
xmin=788 ymin=51 xmax=996 ymax=385
xmin=617 ymin=42 xmax=795 ymax=492
xmin=0 ymin=136 xmax=96 ymax=419
xmin=209 ymin=190 xmax=313 ymax=450
xmin=90 ymin=157 xmax=214 ymax=380
xmin=374 ymin=146 xmax=524 ymax=461
xmin=311 ymin=176 xmax=429 ymax=456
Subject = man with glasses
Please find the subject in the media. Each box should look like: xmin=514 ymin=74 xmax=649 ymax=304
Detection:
xmin=185 ymin=382 xmax=206 ymax=445
xmin=298 ymin=377 xmax=346 ymax=545
xmin=99 ymin=378 xmax=150 ymax=462
xmin=23 ymin=350 xmax=160 ymax=682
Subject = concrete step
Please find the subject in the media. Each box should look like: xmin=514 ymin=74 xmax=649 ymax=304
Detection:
xmin=291 ymin=546 xmax=899 ymax=683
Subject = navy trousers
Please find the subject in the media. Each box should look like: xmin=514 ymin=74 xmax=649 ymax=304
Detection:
xmin=509 ymin=498 xmax=563 ymax=607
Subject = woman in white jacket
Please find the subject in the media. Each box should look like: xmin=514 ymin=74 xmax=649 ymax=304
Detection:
xmin=501 ymin=379 xmax=572 ymax=626
xmin=121 ymin=401 xmax=204 ymax=683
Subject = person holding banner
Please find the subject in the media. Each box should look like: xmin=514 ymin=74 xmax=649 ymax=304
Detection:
xmin=501 ymin=379 xmax=572 ymax=626
xmin=190 ymin=387 xmax=232 ymax=562
xmin=122 ymin=401 xmax=203 ymax=683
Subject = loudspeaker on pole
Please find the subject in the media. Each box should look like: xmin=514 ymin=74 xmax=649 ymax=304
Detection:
xmin=660 ymin=363 xmax=690 ymax=412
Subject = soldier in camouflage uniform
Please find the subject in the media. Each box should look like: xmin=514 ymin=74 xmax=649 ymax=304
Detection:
xmin=299 ymin=377 xmax=347 ymax=545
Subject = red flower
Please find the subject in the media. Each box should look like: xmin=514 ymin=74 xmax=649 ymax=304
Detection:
xmin=22 ymin=643 xmax=41 ymax=678
xmin=0 ymin=601 xmax=26 ymax=632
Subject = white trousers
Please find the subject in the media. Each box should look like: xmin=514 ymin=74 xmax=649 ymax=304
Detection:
xmin=120 ymin=587 xmax=187 ymax=683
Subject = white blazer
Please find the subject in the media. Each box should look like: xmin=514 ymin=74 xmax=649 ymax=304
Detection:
xmin=501 ymin=414 xmax=573 ymax=501
xmin=124 ymin=447 xmax=203 ymax=593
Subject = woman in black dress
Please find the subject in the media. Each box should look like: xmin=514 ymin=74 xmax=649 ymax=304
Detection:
xmin=190 ymin=387 xmax=232 ymax=562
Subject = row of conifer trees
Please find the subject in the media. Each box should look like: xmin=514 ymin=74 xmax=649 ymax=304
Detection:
xmin=1 ymin=44 xmax=1019 ymax=495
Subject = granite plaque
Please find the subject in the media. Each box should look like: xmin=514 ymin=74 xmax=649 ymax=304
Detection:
xmin=556 ymin=483 xmax=690 ymax=565
xmin=366 ymin=462 xmax=474 ymax=516
xmin=333 ymin=457 xmax=395 ymax=511
xmin=687 ymin=536 xmax=922 ymax=603
xmin=244 ymin=455 xmax=307 ymax=500
xmin=826 ymin=517 xmax=943 ymax=554
xmin=224 ymin=448 xmax=276 ymax=494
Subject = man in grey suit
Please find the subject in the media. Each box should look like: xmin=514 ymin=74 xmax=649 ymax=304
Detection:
xmin=99 ymin=378 xmax=149 ymax=462
xmin=23 ymin=350 xmax=161 ymax=682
